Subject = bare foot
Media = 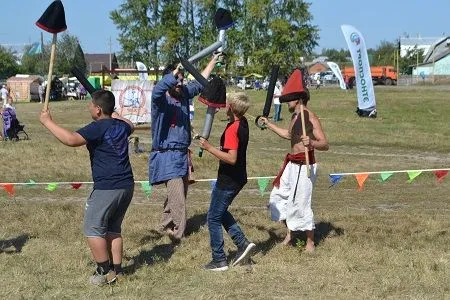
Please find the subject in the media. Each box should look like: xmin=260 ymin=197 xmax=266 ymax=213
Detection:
xmin=281 ymin=234 xmax=292 ymax=246
xmin=305 ymin=243 xmax=315 ymax=252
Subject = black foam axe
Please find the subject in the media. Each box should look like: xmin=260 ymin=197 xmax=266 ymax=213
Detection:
xmin=36 ymin=0 xmax=67 ymax=110
xmin=70 ymin=67 xmax=97 ymax=95
xmin=179 ymin=58 xmax=226 ymax=157
xmin=255 ymin=65 xmax=280 ymax=129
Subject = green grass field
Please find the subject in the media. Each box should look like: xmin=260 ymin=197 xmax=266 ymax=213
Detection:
xmin=0 ymin=86 xmax=449 ymax=299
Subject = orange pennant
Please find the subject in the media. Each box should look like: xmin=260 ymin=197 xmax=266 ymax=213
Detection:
xmin=2 ymin=184 xmax=15 ymax=197
xmin=355 ymin=173 xmax=369 ymax=191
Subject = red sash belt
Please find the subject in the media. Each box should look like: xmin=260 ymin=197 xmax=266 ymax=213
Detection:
xmin=273 ymin=151 xmax=315 ymax=188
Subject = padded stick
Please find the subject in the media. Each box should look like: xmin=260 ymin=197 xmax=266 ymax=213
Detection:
xmin=179 ymin=58 xmax=209 ymax=87
xmin=187 ymin=41 xmax=223 ymax=65
xmin=263 ymin=65 xmax=280 ymax=117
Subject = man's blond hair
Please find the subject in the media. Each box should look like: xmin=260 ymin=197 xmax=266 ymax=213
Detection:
xmin=227 ymin=92 xmax=250 ymax=117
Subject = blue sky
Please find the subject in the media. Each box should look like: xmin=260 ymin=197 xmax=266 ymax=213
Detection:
xmin=1 ymin=0 xmax=449 ymax=53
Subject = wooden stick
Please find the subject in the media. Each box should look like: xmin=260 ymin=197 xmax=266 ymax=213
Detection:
xmin=43 ymin=34 xmax=57 ymax=111
xmin=299 ymin=104 xmax=310 ymax=178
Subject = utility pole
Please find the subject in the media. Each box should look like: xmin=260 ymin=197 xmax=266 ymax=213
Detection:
xmin=109 ymin=36 xmax=112 ymax=71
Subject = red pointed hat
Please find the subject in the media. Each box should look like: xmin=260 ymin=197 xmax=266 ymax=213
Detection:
xmin=279 ymin=69 xmax=309 ymax=103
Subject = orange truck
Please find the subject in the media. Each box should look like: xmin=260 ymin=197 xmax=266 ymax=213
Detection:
xmin=343 ymin=65 xmax=397 ymax=89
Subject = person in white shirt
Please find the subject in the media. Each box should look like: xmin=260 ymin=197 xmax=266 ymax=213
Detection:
xmin=273 ymin=82 xmax=283 ymax=122
xmin=1 ymin=85 xmax=9 ymax=107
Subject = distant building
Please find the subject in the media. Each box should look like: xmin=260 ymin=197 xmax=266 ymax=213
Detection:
xmin=84 ymin=53 xmax=119 ymax=74
xmin=400 ymin=36 xmax=443 ymax=58
xmin=412 ymin=37 xmax=450 ymax=76
xmin=306 ymin=62 xmax=329 ymax=74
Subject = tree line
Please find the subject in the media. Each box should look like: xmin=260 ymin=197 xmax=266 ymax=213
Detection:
xmin=0 ymin=0 xmax=424 ymax=80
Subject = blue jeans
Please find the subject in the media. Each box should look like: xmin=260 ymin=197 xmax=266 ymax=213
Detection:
xmin=274 ymin=104 xmax=281 ymax=121
xmin=207 ymin=186 xmax=247 ymax=262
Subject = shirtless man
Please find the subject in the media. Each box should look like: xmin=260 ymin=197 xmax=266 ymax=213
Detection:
xmin=260 ymin=69 xmax=328 ymax=251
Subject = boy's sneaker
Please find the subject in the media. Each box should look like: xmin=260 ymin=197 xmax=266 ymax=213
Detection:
xmin=232 ymin=241 xmax=256 ymax=267
xmin=89 ymin=270 xmax=117 ymax=286
xmin=202 ymin=260 xmax=229 ymax=271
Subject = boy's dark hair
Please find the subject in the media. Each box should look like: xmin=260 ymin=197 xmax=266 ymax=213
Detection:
xmin=92 ymin=90 xmax=115 ymax=115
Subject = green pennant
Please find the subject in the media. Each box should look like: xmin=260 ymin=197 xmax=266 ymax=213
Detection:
xmin=140 ymin=182 xmax=152 ymax=198
xmin=407 ymin=171 xmax=422 ymax=183
xmin=257 ymin=178 xmax=270 ymax=196
xmin=46 ymin=183 xmax=58 ymax=191
xmin=26 ymin=179 xmax=36 ymax=187
xmin=380 ymin=172 xmax=394 ymax=182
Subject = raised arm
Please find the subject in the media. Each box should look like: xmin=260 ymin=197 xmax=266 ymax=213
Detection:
xmin=40 ymin=109 xmax=86 ymax=147
xmin=185 ymin=53 xmax=222 ymax=99
xmin=112 ymin=112 xmax=135 ymax=134
xmin=151 ymin=72 xmax=178 ymax=101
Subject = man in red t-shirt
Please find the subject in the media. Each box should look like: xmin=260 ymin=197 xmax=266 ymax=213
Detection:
xmin=199 ymin=92 xmax=256 ymax=271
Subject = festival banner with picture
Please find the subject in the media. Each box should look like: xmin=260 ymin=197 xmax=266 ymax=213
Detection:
xmin=111 ymin=80 xmax=153 ymax=124
xmin=327 ymin=61 xmax=346 ymax=90
xmin=341 ymin=24 xmax=376 ymax=111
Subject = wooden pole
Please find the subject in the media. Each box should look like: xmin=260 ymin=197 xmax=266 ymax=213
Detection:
xmin=300 ymin=104 xmax=310 ymax=178
xmin=43 ymin=34 xmax=57 ymax=111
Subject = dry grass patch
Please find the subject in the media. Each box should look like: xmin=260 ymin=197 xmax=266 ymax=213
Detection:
xmin=0 ymin=87 xmax=449 ymax=299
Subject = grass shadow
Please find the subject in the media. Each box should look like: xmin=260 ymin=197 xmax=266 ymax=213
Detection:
xmin=126 ymin=213 xmax=207 ymax=274
xmin=253 ymin=225 xmax=281 ymax=256
xmin=124 ymin=243 xmax=176 ymax=275
xmin=185 ymin=213 xmax=207 ymax=237
xmin=293 ymin=221 xmax=345 ymax=246
xmin=0 ymin=234 xmax=31 ymax=253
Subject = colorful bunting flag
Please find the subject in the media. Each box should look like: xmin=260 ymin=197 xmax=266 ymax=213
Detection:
xmin=329 ymin=174 xmax=343 ymax=186
xmin=434 ymin=170 xmax=448 ymax=183
xmin=2 ymin=184 xmax=15 ymax=197
xmin=26 ymin=179 xmax=36 ymax=187
xmin=355 ymin=173 xmax=369 ymax=191
xmin=71 ymin=183 xmax=82 ymax=190
xmin=380 ymin=172 xmax=394 ymax=182
xmin=257 ymin=178 xmax=270 ymax=196
xmin=27 ymin=42 xmax=42 ymax=55
xmin=46 ymin=183 xmax=58 ymax=191
xmin=140 ymin=182 xmax=152 ymax=198
xmin=407 ymin=171 xmax=422 ymax=183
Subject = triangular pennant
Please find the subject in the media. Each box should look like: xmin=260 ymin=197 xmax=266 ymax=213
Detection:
xmin=26 ymin=179 xmax=36 ymax=187
xmin=380 ymin=172 xmax=394 ymax=182
xmin=434 ymin=170 xmax=448 ymax=183
xmin=329 ymin=174 xmax=343 ymax=187
xmin=46 ymin=183 xmax=58 ymax=191
xmin=210 ymin=180 xmax=217 ymax=191
xmin=407 ymin=171 xmax=422 ymax=183
xmin=355 ymin=173 xmax=369 ymax=191
xmin=257 ymin=178 xmax=270 ymax=196
xmin=140 ymin=182 xmax=152 ymax=198
xmin=71 ymin=183 xmax=82 ymax=190
xmin=2 ymin=184 xmax=15 ymax=197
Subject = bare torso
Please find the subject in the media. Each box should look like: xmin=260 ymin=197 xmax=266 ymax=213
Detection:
xmin=289 ymin=108 xmax=316 ymax=154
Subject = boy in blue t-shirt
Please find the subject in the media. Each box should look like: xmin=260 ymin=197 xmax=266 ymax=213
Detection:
xmin=40 ymin=90 xmax=135 ymax=286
